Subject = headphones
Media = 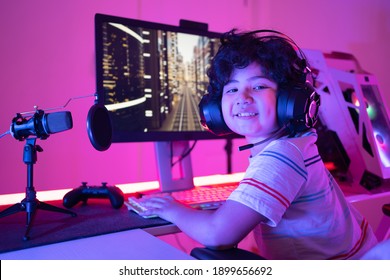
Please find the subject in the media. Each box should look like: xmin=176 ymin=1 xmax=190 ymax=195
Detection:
xmin=199 ymin=30 xmax=320 ymax=136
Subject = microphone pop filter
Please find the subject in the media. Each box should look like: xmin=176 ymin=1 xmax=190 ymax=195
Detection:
xmin=87 ymin=103 xmax=112 ymax=151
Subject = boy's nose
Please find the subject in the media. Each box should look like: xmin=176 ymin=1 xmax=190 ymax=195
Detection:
xmin=236 ymin=88 xmax=253 ymax=105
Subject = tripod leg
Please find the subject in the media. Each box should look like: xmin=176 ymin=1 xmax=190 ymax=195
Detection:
xmin=0 ymin=200 xmax=76 ymax=240
xmin=0 ymin=203 xmax=25 ymax=218
xmin=0 ymin=201 xmax=37 ymax=241
xmin=23 ymin=205 xmax=38 ymax=241
xmin=22 ymin=200 xmax=76 ymax=240
xmin=37 ymin=201 xmax=76 ymax=217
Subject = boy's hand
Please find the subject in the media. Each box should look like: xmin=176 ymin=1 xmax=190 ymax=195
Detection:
xmin=140 ymin=196 xmax=189 ymax=221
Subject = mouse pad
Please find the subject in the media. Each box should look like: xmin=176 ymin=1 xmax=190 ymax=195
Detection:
xmin=0 ymin=199 xmax=170 ymax=254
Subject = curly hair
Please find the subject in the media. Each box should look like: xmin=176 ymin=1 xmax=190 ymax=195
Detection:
xmin=207 ymin=29 xmax=309 ymax=97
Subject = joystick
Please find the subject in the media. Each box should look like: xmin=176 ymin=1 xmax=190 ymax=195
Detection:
xmin=63 ymin=182 xmax=124 ymax=209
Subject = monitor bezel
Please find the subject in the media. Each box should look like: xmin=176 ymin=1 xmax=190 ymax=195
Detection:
xmin=94 ymin=13 xmax=241 ymax=143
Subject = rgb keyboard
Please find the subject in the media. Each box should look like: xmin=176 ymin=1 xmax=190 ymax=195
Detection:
xmin=125 ymin=182 xmax=239 ymax=218
xmin=170 ymin=183 xmax=238 ymax=209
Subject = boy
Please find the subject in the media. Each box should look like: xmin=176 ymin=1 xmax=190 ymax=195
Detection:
xmin=142 ymin=29 xmax=378 ymax=259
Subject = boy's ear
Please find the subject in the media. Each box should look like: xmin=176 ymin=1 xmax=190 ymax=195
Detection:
xmin=199 ymin=93 xmax=233 ymax=136
xmin=277 ymin=81 xmax=320 ymax=134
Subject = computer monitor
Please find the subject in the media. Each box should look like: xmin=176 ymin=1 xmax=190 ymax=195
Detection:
xmin=94 ymin=13 xmax=240 ymax=192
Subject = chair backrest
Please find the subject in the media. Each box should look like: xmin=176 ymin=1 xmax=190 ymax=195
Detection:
xmin=190 ymin=247 xmax=266 ymax=260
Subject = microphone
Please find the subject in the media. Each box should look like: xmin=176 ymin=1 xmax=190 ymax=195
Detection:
xmin=4 ymin=94 xmax=112 ymax=151
xmin=238 ymin=126 xmax=287 ymax=151
xmin=10 ymin=110 xmax=73 ymax=141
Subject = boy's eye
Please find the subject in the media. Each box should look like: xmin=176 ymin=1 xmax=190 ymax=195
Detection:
xmin=225 ymin=88 xmax=238 ymax=94
xmin=253 ymin=85 xmax=268 ymax=90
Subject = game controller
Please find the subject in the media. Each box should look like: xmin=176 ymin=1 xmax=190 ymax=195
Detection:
xmin=63 ymin=182 xmax=124 ymax=209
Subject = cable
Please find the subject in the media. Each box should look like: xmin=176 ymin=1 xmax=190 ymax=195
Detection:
xmin=18 ymin=94 xmax=96 ymax=116
xmin=0 ymin=130 xmax=10 ymax=139
xmin=171 ymin=140 xmax=197 ymax=167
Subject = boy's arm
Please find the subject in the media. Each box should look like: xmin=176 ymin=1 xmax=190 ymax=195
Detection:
xmin=142 ymin=197 xmax=266 ymax=248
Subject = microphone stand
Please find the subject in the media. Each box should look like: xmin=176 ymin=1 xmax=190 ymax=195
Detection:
xmin=0 ymin=138 xmax=76 ymax=240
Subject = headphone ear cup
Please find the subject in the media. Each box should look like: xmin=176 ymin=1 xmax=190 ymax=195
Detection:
xmin=199 ymin=94 xmax=233 ymax=136
xmin=277 ymin=88 xmax=290 ymax=128
xmin=277 ymin=82 xmax=320 ymax=133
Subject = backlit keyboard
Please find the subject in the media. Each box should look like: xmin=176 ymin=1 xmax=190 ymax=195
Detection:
xmin=171 ymin=183 xmax=238 ymax=209
xmin=125 ymin=182 xmax=238 ymax=218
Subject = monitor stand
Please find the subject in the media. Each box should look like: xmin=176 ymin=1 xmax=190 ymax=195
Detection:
xmin=154 ymin=141 xmax=195 ymax=192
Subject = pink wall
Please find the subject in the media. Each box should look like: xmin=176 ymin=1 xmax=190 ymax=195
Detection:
xmin=0 ymin=0 xmax=389 ymax=196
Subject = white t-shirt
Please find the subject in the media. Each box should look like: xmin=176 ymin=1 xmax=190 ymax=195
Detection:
xmin=228 ymin=129 xmax=378 ymax=259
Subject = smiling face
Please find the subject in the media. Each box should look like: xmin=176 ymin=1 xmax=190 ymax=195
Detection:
xmin=221 ymin=61 xmax=280 ymax=143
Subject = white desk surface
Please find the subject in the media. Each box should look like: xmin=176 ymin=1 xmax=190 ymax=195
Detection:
xmin=0 ymin=229 xmax=194 ymax=260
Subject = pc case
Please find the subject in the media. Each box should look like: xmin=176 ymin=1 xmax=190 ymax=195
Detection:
xmin=304 ymin=49 xmax=390 ymax=194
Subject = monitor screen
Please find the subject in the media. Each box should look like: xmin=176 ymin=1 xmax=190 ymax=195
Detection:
xmin=94 ymin=13 xmax=237 ymax=143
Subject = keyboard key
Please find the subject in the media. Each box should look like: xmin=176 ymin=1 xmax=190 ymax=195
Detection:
xmin=125 ymin=197 xmax=158 ymax=219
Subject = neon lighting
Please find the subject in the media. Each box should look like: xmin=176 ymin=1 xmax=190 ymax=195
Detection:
xmin=351 ymin=94 xmax=360 ymax=107
xmin=0 ymin=173 xmax=246 ymax=206
xmin=324 ymin=161 xmax=337 ymax=171
xmin=375 ymin=133 xmax=384 ymax=146
xmin=374 ymin=132 xmax=390 ymax=167
xmin=366 ymin=103 xmax=377 ymax=120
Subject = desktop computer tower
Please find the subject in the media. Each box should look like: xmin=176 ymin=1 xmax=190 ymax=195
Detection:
xmin=304 ymin=49 xmax=390 ymax=194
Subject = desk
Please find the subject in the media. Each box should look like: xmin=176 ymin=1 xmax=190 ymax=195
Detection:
xmin=0 ymin=229 xmax=194 ymax=260
xmin=347 ymin=191 xmax=390 ymax=241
